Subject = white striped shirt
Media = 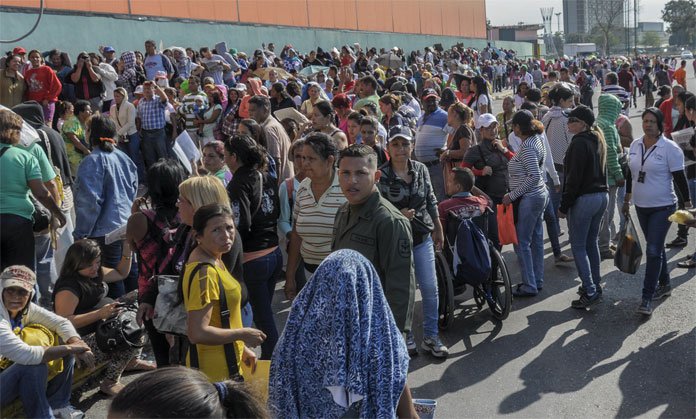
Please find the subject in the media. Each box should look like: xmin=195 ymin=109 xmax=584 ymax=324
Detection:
xmin=508 ymin=134 xmax=546 ymax=201
xmin=541 ymin=108 xmax=572 ymax=168
xmin=292 ymin=173 xmax=347 ymax=265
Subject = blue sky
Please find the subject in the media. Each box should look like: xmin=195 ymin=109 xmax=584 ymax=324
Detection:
xmin=485 ymin=0 xmax=667 ymax=28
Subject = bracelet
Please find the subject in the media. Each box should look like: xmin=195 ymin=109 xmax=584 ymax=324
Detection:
xmin=122 ymin=254 xmax=132 ymax=260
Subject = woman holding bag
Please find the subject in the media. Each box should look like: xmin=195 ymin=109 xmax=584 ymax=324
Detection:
xmin=503 ymin=110 xmax=548 ymax=297
xmin=557 ymin=105 xmax=609 ymax=309
xmin=623 ymin=108 xmax=691 ymax=316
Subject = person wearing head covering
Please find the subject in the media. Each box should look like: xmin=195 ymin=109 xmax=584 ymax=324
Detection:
xmin=110 ymin=87 xmax=146 ymax=183
xmin=116 ymin=51 xmax=140 ymax=99
xmin=0 ymin=265 xmax=94 ymax=419
xmin=270 ymin=249 xmax=417 ymax=418
xmin=558 ymin=105 xmax=609 ymax=309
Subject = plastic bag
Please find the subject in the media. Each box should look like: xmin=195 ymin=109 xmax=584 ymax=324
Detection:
xmin=614 ymin=214 xmax=643 ymax=274
xmin=496 ymin=203 xmax=518 ymax=245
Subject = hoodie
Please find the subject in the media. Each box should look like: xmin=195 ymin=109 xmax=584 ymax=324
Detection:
xmin=12 ymin=101 xmax=73 ymax=185
xmin=597 ymin=94 xmax=624 ymax=186
xmin=0 ymin=283 xmax=79 ymax=365
xmin=24 ymin=64 xmax=62 ymax=103
xmin=214 ymin=41 xmax=241 ymax=77
xmin=238 ymin=78 xmax=265 ymax=119
xmin=116 ymin=51 xmax=138 ymax=97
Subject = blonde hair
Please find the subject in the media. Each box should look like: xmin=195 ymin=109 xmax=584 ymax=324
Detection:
xmin=178 ymin=176 xmax=229 ymax=211
xmin=591 ymin=126 xmax=608 ymax=171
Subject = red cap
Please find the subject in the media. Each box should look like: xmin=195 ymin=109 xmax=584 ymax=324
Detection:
xmin=12 ymin=47 xmax=26 ymax=55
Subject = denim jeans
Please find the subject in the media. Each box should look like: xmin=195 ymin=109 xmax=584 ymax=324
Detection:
xmin=92 ymin=237 xmax=138 ymax=298
xmin=413 ymin=235 xmax=439 ymax=338
xmin=0 ymin=214 xmax=35 ymax=271
xmin=426 ymin=162 xmax=446 ymax=203
xmin=599 ymin=186 xmax=619 ymax=252
xmin=140 ymin=128 xmax=169 ymax=169
xmin=543 ymin=183 xmax=562 ymax=257
xmin=0 ymin=355 xmax=75 ymax=418
xmin=34 ymin=233 xmax=58 ymax=307
xmin=118 ymin=132 xmax=147 ymax=184
xmin=635 ymin=204 xmax=676 ymax=301
xmin=690 ymin=179 xmax=696 ymax=260
xmin=487 ymin=195 xmax=503 ymax=250
xmin=616 ymin=184 xmax=627 ymax=240
xmin=241 ymin=303 xmax=253 ymax=328
xmin=568 ymin=192 xmax=608 ymax=296
xmin=548 ymin=171 xmax=564 ymax=232
xmin=244 ymin=247 xmax=282 ymax=360
xmin=514 ymin=191 xmax=548 ymax=293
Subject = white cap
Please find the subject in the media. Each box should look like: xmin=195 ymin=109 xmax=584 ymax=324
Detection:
xmin=475 ymin=113 xmax=498 ymax=129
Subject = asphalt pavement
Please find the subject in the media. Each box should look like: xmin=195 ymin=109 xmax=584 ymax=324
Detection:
xmin=80 ymin=64 xmax=696 ymax=418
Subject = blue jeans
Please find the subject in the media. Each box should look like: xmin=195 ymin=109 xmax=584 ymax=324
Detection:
xmin=599 ymin=186 xmax=619 ymax=252
xmin=689 ymin=179 xmax=696 ymax=260
xmin=413 ymin=235 xmax=439 ymax=338
xmin=241 ymin=302 xmax=253 ymax=327
xmin=118 ymin=132 xmax=147 ymax=184
xmin=426 ymin=162 xmax=445 ymax=203
xmin=548 ymin=171 xmax=564 ymax=232
xmin=543 ymin=183 xmax=562 ymax=257
xmin=92 ymin=237 xmax=138 ymax=298
xmin=568 ymin=192 xmax=608 ymax=296
xmin=616 ymin=184 xmax=627 ymax=240
xmin=243 ymin=247 xmax=282 ymax=360
xmin=0 ymin=355 xmax=75 ymax=418
xmin=140 ymin=128 xmax=169 ymax=168
xmin=514 ymin=192 xmax=548 ymax=293
xmin=34 ymin=233 xmax=58 ymax=307
xmin=635 ymin=204 xmax=676 ymax=300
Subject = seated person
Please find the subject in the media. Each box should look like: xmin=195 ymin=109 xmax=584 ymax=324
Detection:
xmin=0 ymin=265 xmax=94 ymax=418
xmin=53 ymin=239 xmax=154 ymax=397
xmin=438 ymin=167 xmax=491 ymax=255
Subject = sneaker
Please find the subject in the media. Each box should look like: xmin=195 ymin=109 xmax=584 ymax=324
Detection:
xmin=421 ymin=336 xmax=449 ymax=359
xmin=652 ymin=284 xmax=672 ymax=301
xmin=571 ymin=292 xmax=601 ymax=309
xmin=577 ymin=284 xmax=602 ymax=296
xmin=406 ymin=333 xmax=418 ymax=356
xmin=665 ymin=237 xmax=688 ymax=248
xmin=600 ymin=249 xmax=616 ymax=260
xmin=636 ymin=299 xmax=653 ymax=316
xmin=555 ymin=253 xmax=574 ymax=265
xmin=53 ymin=406 xmax=85 ymax=419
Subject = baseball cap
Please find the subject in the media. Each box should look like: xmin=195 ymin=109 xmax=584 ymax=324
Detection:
xmin=387 ymin=125 xmax=413 ymax=142
xmin=134 ymin=85 xmax=144 ymax=95
xmin=1 ymin=265 xmax=36 ymax=293
xmin=421 ymin=88 xmax=439 ymax=101
xmin=103 ymin=46 xmax=115 ymax=53
xmin=12 ymin=47 xmax=26 ymax=55
xmin=475 ymin=113 xmax=498 ymax=129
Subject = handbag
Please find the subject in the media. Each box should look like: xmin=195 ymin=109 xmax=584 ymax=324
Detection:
xmin=496 ymin=203 xmax=518 ymax=246
xmin=0 ymin=323 xmax=63 ymax=380
xmin=95 ymin=303 xmax=147 ymax=353
xmin=153 ymin=274 xmax=187 ymax=336
xmin=614 ymin=213 xmax=643 ymax=274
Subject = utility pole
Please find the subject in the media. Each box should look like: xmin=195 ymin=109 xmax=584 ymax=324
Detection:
xmin=634 ymin=0 xmax=638 ymax=56
xmin=555 ymin=12 xmax=562 ymax=33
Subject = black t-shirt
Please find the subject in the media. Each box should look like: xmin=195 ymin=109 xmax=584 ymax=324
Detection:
xmin=463 ymin=140 xmax=509 ymax=199
xmin=53 ymin=273 xmax=110 ymax=335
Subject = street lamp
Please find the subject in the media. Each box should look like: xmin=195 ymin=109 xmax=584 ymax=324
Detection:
xmin=555 ymin=12 xmax=561 ymax=33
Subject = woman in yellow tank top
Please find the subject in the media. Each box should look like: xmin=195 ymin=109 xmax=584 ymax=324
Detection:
xmin=182 ymin=203 xmax=266 ymax=382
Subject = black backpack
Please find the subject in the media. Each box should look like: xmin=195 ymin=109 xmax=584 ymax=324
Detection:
xmin=452 ymin=215 xmax=491 ymax=286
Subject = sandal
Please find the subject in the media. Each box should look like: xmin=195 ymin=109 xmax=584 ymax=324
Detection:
xmin=125 ymin=358 xmax=156 ymax=372
xmin=512 ymin=284 xmax=538 ymax=297
xmin=100 ymin=380 xmax=125 ymax=397
xmin=677 ymin=259 xmax=696 ymax=269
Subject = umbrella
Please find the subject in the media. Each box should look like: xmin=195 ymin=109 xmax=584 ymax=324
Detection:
xmin=376 ymin=52 xmax=403 ymax=70
xmin=253 ymin=67 xmax=291 ymax=81
xmin=300 ymin=65 xmax=329 ymax=77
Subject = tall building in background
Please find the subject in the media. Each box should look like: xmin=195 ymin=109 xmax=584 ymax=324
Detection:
xmin=563 ymin=0 xmax=625 ymax=34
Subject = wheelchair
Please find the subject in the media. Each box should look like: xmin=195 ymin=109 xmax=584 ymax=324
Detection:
xmin=435 ymin=210 xmax=512 ymax=329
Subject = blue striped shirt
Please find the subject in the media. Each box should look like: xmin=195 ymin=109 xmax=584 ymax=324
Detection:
xmin=507 ymin=134 xmax=546 ymax=201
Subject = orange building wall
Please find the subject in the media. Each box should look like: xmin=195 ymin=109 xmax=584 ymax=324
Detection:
xmin=2 ymin=0 xmax=486 ymax=38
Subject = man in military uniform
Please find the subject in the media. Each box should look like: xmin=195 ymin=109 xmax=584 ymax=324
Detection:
xmin=332 ymin=144 xmax=415 ymax=334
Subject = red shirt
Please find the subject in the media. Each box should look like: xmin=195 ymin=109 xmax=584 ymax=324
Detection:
xmin=618 ymin=70 xmax=633 ymax=92
xmin=437 ymin=194 xmax=489 ymax=227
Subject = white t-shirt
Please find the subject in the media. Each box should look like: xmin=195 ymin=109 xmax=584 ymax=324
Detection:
xmin=470 ymin=94 xmax=489 ymax=120
xmin=628 ymin=135 xmax=684 ymax=208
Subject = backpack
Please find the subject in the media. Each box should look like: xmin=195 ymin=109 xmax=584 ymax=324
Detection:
xmin=451 ymin=215 xmax=491 ymax=286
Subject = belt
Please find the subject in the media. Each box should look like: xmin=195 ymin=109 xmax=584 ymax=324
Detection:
xmin=141 ymin=127 xmax=165 ymax=132
xmin=422 ymin=159 xmax=440 ymax=168
xmin=554 ymin=163 xmax=564 ymax=172
xmin=304 ymin=262 xmax=319 ymax=273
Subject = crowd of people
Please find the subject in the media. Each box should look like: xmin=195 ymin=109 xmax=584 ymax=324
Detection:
xmin=1 ymin=38 xmax=695 ymax=418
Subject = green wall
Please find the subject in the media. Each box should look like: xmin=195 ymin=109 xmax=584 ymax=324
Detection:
xmin=0 ymin=9 xmax=534 ymax=59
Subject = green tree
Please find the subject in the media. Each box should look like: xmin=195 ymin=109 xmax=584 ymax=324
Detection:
xmin=662 ymin=0 xmax=696 ymax=46
xmin=553 ymin=32 xmax=565 ymax=55
xmin=590 ymin=0 xmax=624 ymax=55
xmin=641 ymin=32 xmax=663 ymax=49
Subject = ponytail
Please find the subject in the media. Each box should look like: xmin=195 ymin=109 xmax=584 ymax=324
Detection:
xmin=218 ymin=380 xmax=270 ymax=418
xmin=591 ymin=125 xmax=608 ymax=171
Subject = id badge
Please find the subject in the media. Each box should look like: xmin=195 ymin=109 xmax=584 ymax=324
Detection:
xmin=637 ymin=171 xmax=646 ymax=183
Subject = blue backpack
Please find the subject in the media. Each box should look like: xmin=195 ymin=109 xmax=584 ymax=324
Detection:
xmin=452 ymin=217 xmax=491 ymax=286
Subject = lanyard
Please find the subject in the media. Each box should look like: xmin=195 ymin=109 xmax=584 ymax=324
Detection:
xmin=640 ymin=143 xmax=657 ymax=169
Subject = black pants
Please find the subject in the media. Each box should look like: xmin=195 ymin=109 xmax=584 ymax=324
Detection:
xmin=144 ymin=319 xmax=173 ymax=368
xmin=0 ymin=214 xmax=35 ymax=271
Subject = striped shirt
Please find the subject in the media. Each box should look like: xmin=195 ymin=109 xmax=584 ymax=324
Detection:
xmin=541 ymin=108 xmax=572 ymax=168
xmin=415 ymin=108 xmax=448 ymax=162
xmin=137 ymin=97 xmax=168 ymax=130
xmin=292 ymin=173 xmax=347 ymax=265
xmin=179 ymin=91 xmax=207 ymax=132
xmin=507 ymin=134 xmax=546 ymax=201
xmin=602 ymin=84 xmax=630 ymax=106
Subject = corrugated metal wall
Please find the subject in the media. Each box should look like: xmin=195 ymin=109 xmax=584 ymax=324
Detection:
xmin=2 ymin=0 xmax=487 ymax=38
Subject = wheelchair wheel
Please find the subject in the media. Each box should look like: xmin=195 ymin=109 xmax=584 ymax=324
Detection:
xmin=435 ymin=251 xmax=455 ymax=330
xmin=486 ymin=246 xmax=512 ymax=320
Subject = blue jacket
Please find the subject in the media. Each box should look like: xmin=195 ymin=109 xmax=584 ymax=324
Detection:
xmin=73 ymin=148 xmax=137 ymax=239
